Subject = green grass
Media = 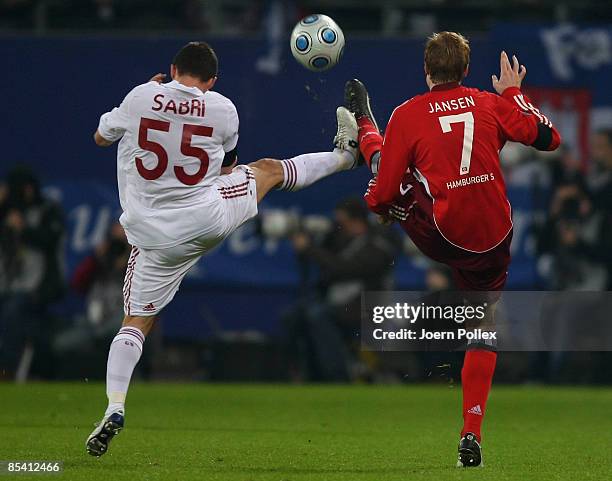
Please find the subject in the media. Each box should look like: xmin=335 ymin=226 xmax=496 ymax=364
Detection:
xmin=1 ymin=383 xmax=611 ymax=480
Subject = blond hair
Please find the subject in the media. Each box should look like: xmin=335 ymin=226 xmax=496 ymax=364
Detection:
xmin=424 ymin=31 xmax=470 ymax=84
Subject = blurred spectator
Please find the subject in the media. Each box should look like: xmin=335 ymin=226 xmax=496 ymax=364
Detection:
xmin=53 ymin=222 xmax=130 ymax=361
xmin=532 ymin=133 xmax=612 ymax=381
xmin=535 ymin=133 xmax=612 ymax=290
xmin=588 ymin=129 xmax=612 ymax=193
xmin=94 ymin=0 xmax=115 ymax=25
xmin=550 ymin=146 xmax=586 ymax=191
xmin=283 ymin=197 xmax=400 ymax=382
xmin=0 ymin=166 xmax=65 ymax=379
xmin=71 ymin=221 xmax=130 ymax=326
xmin=587 ymin=129 xmax=612 ymax=288
xmin=5 ymin=166 xmax=65 ymax=303
xmin=182 ymin=0 xmax=207 ymax=30
xmin=537 ymin=184 xmax=606 ymax=289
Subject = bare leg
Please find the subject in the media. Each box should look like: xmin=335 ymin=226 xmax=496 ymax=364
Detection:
xmin=122 ymin=314 xmax=157 ymax=336
xmin=248 ymin=158 xmax=285 ymax=202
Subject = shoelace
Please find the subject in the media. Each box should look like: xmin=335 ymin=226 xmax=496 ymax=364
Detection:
xmin=336 ymin=124 xmax=349 ymax=147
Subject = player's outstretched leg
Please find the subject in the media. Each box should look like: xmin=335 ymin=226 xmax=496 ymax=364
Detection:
xmin=86 ymin=315 xmax=155 ymax=456
xmin=276 ymin=106 xmax=359 ymax=191
xmin=344 ymin=79 xmax=382 ymax=174
xmin=248 ymin=106 xmax=360 ymax=201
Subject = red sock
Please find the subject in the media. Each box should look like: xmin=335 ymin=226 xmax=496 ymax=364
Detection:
xmin=461 ymin=349 xmax=497 ymax=442
xmin=356 ymin=116 xmax=382 ymax=171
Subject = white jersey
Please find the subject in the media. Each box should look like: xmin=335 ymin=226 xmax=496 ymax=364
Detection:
xmin=97 ymin=80 xmax=239 ymax=249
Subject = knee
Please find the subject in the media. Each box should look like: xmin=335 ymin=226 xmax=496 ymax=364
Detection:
xmin=249 ymin=157 xmax=284 ymax=186
xmin=250 ymin=157 xmax=282 ymax=175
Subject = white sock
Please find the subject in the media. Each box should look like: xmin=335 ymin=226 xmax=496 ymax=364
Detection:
xmin=278 ymin=149 xmax=355 ymax=191
xmin=104 ymin=326 xmax=144 ymax=417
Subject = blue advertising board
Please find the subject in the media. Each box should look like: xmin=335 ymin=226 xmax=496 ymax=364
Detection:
xmin=4 ymin=24 xmax=606 ymax=335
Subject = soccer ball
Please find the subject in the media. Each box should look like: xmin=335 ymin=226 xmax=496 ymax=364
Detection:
xmin=290 ymin=14 xmax=345 ymax=72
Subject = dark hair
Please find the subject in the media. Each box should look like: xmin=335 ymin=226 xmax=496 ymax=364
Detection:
xmin=424 ymin=31 xmax=470 ymax=84
xmin=172 ymin=42 xmax=218 ymax=82
xmin=336 ymin=197 xmax=369 ymax=222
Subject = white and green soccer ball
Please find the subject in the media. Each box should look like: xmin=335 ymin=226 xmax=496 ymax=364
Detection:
xmin=290 ymin=14 xmax=345 ymax=72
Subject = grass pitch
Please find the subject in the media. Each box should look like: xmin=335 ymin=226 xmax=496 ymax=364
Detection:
xmin=1 ymin=383 xmax=611 ymax=480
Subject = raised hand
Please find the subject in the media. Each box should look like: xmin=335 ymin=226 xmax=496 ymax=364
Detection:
xmin=491 ymin=51 xmax=526 ymax=95
xmin=149 ymin=73 xmax=167 ymax=83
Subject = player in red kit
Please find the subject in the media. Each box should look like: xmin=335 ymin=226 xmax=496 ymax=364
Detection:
xmin=344 ymin=32 xmax=561 ymax=467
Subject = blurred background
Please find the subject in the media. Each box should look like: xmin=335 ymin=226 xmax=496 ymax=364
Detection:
xmin=1 ymin=0 xmax=611 ymax=385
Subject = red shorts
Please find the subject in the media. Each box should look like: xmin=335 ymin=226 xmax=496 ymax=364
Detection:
xmin=397 ymin=173 xmax=512 ymax=291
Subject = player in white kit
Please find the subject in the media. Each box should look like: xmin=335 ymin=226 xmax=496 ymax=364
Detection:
xmin=86 ymin=42 xmax=360 ymax=456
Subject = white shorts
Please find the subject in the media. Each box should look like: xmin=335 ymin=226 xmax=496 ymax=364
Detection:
xmin=123 ymin=166 xmax=258 ymax=316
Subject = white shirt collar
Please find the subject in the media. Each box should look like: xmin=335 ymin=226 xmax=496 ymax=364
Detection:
xmin=165 ymin=79 xmax=204 ymax=96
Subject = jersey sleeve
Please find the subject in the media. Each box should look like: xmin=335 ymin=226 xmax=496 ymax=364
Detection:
xmin=364 ymin=107 xmax=411 ymax=214
xmin=97 ymin=88 xmax=136 ymax=142
xmin=495 ymin=87 xmax=561 ymax=151
xmin=223 ymin=100 xmax=239 ymax=153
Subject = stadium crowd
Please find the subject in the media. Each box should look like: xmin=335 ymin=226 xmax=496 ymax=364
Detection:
xmin=1 ymin=129 xmax=611 ymax=382
xmin=536 ymin=129 xmax=612 ymax=291
xmin=2 ymin=0 xmax=610 ymax=34
xmin=283 ymin=198 xmax=400 ymax=381
xmin=0 ymin=166 xmax=64 ymax=380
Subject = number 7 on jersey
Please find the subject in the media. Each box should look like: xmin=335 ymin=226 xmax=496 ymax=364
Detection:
xmin=438 ymin=112 xmax=474 ymax=176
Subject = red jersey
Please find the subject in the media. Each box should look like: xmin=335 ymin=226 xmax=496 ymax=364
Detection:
xmin=365 ymin=84 xmax=561 ymax=253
